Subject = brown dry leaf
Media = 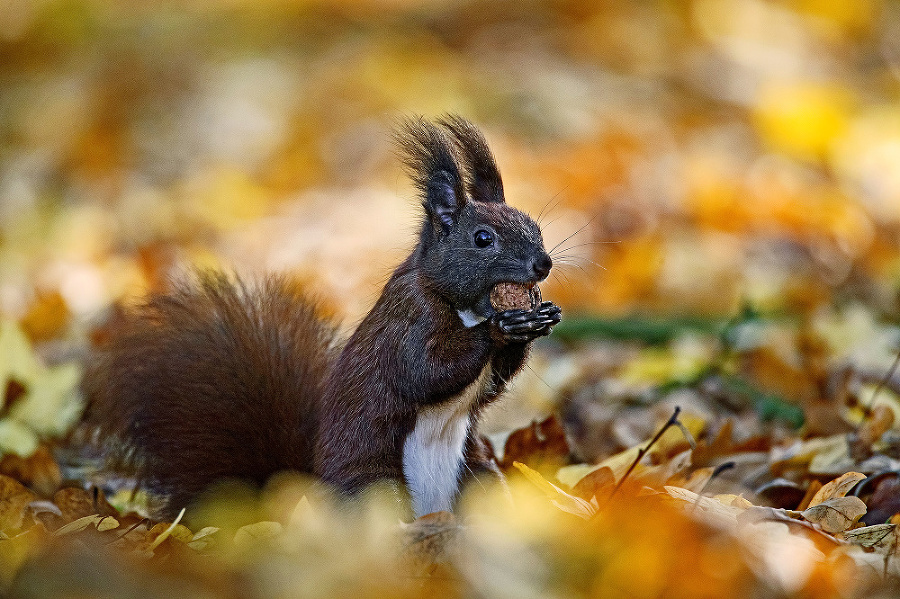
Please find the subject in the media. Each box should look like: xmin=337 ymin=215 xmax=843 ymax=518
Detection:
xmin=52 ymin=487 xmax=118 ymax=526
xmin=556 ymin=445 xmax=641 ymax=489
xmin=690 ymin=419 xmax=734 ymax=467
xmin=802 ymin=496 xmax=867 ymax=533
xmin=807 ymin=472 xmax=866 ymax=508
xmin=401 ymin=511 xmax=460 ymax=572
xmin=135 ymin=509 xmax=192 ymax=556
xmin=664 ymin=486 xmax=747 ymax=529
xmin=570 ymin=466 xmax=615 ymax=502
xmin=673 ymin=465 xmax=732 ymax=494
xmin=797 ymin=480 xmax=823 ymax=511
xmin=755 ymin=479 xmax=807 ymax=510
xmin=19 ymin=292 xmax=70 ymax=343
xmin=739 ymin=346 xmax=818 ymax=406
xmin=0 ymin=445 xmax=62 ymax=497
xmin=0 ymin=474 xmax=37 ymax=533
xmin=841 ymin=523 xmax=898 ymax=554
xmin=501 ymin=414 xmax=569 ymax=471
xmin=857 ymin=404 xmax=895 ymax=446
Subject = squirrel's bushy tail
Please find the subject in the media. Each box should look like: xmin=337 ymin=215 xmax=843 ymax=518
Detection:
xmin=82 ymin=272 xmax=339 ymax=518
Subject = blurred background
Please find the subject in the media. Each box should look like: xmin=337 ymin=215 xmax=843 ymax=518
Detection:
xmin=3 ymin=4 xmax=900 ymax=595
xmin=3 ymin=0 xmax=900 ymax=441
xmin=3 ymin=0 xmax=899 ymax=324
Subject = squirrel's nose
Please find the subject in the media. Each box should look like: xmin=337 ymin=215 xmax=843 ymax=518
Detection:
xmin=531 ymin=254 xmax=552 ymax=280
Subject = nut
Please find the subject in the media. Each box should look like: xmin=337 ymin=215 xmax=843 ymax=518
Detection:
xmin=490 ymin=282 xmax=539 ymax=312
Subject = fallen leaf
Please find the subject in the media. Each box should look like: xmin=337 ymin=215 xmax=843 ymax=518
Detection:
xmin=402 ymin=511 xmax=460 ymax=570
xmin=802 ymin=496 xmax=867 ymax=533
xmin=0 ymin=445 xmax=62 ymax=496
xmin=808 ymin=436 xmax=854 ymax=476
xmin=20 ymin=292 xmax=70 ymax=342
xmin=53 ymin=514 xmax=105 ymax=536
xmin=513 ymin=462 xmax=596 ymax=519
xmin=570 ymin=466 xmax=615 ymax=502
xmin=501 ymin=414 xmax=569 ymax=471
xmin=861 ymin=474 xmax=900 ymax=525
xmin=807 ymin=471 xmax=866 ymax=508
xmin=0 ymin=475 xmax=37 ymax=533
xmin=147 ymin=508 xmax=189 ymax=552
xmin=857 ymin=404 xmax=895 ymax=446
xmin=52 ymin=487 xmax=117 ymax=526
xmin=842 ymin=523 xmax=898 ymax=554
xmin=797 ymin=480 xmax=823 ymax=511
xmin=187 ymin=526 xmax=220 ymax=551
xmin=233 ymin=521 xmax=283 ymax=547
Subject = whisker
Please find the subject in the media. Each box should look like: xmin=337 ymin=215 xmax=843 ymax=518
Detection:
xmin=554 ymin=256 xmax=605 ymax=273
xmin=525 ymin=363 xmax=555 ymax=392
xmin=553 ymin=268 xmax=573 ymax=285
xmin=558 ymin=256 xmax=606 ymax=270
xmin=541 ymin=215 xmax=565 ymax=230
xmin=549 ymin=213 xmax=598 ymax=255
xmin=550 ymin=240 xmax=620 ymax=255
xmin=536 ymin=190 xmax=565 ymax=227
xmin=556 ymin=262 xmax=589 ymax=278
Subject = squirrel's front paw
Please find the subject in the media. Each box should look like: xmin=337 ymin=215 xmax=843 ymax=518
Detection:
xmin=492 ymin=301 xmax=561 ymax=344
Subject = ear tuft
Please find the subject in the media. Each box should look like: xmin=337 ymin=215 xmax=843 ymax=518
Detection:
xmin=394 ymin=116 xmax=466 ymax=232
xmin=438 ymin=114 xmax=505 ymax=203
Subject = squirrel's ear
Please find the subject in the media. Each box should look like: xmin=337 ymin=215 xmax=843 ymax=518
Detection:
xmin=394 ymin=116 xmax=466 ymax=234
xmin=438 ymin=115 xmax=504 ymax=204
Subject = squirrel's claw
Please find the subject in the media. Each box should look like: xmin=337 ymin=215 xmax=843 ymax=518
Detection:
xmin=491 ymin=301 xmax=562 ymax=344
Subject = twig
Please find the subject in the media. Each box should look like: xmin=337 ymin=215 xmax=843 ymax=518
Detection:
xmin=607 ymin=406 xmax=683 ymax=502
xmin=105 ymin=517 xmax=148 ymax=545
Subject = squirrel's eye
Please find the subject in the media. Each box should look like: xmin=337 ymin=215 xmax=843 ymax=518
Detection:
xmin=474 ymin=230 xmax=494 ymax=248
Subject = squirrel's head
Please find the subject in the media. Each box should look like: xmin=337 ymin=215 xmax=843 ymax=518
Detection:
xmin=395 ymin=115 xmax=552 ymax=317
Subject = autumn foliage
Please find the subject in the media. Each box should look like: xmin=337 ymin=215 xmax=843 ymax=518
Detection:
xmin=3 ymin=0 xmax=900 ymax=597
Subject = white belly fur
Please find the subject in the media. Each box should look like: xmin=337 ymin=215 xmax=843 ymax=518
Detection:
xmin=403 ymin=365 xmax=492 ymax=518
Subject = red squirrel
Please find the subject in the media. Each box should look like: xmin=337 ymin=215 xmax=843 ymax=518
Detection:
xmin=82 ymin=116 xmax=561 ymax=519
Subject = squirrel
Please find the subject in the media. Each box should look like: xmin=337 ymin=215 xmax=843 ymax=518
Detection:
xmin=81 ymin=115 xmax=562 ymax=520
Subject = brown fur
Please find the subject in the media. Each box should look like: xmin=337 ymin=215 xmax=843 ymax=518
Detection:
xmin=82 ymin=116 xmax=560 ymax=519
xmin=82 ymin=273 xmax=339 ymax=516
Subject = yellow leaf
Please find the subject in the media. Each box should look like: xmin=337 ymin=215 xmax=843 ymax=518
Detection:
xmin=754 ymin=81 xmax=854 ymax=162
xmin=187 ymin=526 xmax=220 ymax=551
xmin=54 ymin=514 xmax=103 ymax=536
xmin=0 ymin=320 xmax=83 ymax=458
xmin=0 ymin=476 xmax=36 ymax=533
xmin=556 ymin=462 xmax=609 ymax=489
xmin=9 ymin=362 xmax=82 ymax=438
xmin=233 ymin=521 xmax=283 ymax=547
xmin=0 ymin=420 xmax=39 ymax=458
xmin=0 ymin=320 xmax=41 ymax=385
xmin=96 ymin=516 xmax=120 ymax=532
xmin=513 ymin=462 xmax=596 ymax=519
xmin=147 ymin=508 xmax=186 ymax=551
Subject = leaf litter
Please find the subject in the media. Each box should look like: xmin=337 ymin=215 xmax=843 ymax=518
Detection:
xmin=4 ymin=1 xmax=900 ymax=597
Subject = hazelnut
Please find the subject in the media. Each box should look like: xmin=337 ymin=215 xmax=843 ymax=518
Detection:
xmin=490 ymin=282 xmax=539 ymax=312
